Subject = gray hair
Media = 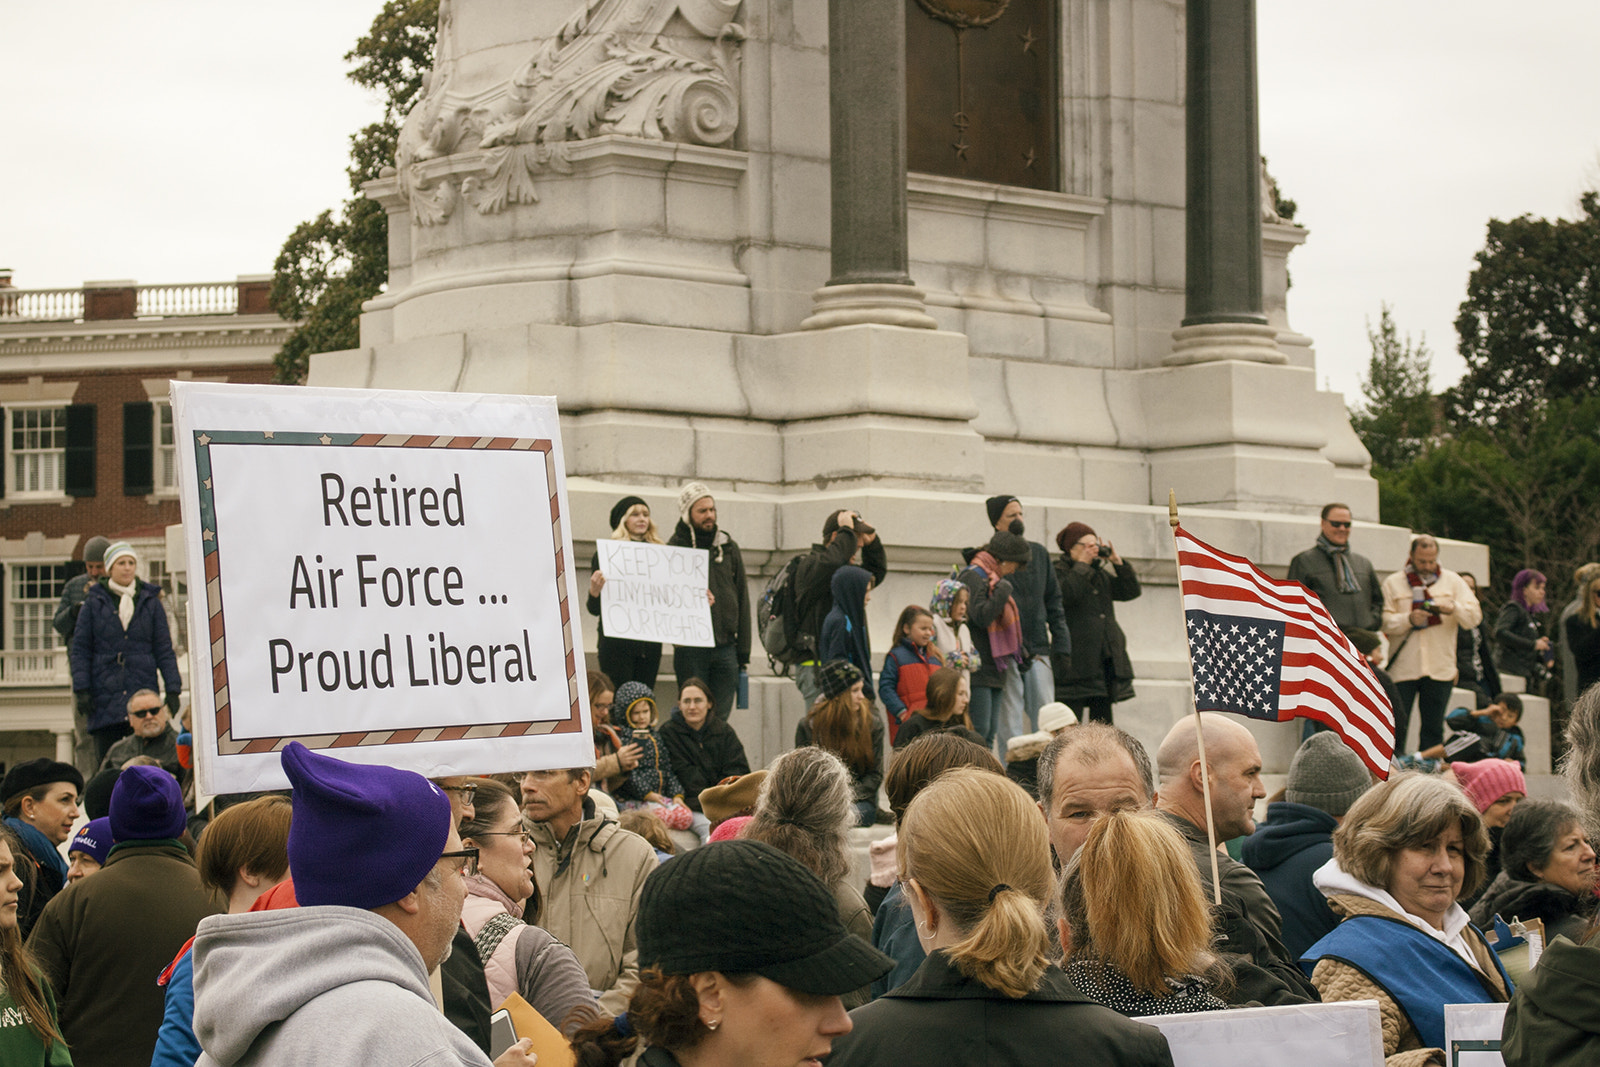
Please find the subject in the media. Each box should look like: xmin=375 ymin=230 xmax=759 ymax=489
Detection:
xmin=1333 ymin=773 xmax=1489 ymax=900
xmin=1037 ymin=723 xmax=1154 ymax=813
xmin=1501 ymin=800 xmax=1584 ymax=883
xmin=742 ymin=747 xmax=854 ymax=887
xmin=1564 ymin=684 xmax=1600 ymax=841
xmin=126 ymin=689 xmax=161 ymax=712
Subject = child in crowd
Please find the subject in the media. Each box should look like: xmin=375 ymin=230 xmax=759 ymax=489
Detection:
xmin=879 ymin=605 xmax=944 ymax=743
xmin=893 ymin=666 xmax=972 ymax=751
xmin=618 ymin=809 xmax=677 ymax=865
xmin=929 ymin=576 xmax=981 ymax=675
xmin=610 ymin=681 xmax=694 ymax=834
xmin=820 ymin=565 xmax=875 ymax=695
xmin=1395 ymin=693 xmax=1526 ymax=772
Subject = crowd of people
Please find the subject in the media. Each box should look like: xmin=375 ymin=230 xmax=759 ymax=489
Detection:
xmin=3 ymin=489 xmax=1597 ymax=1066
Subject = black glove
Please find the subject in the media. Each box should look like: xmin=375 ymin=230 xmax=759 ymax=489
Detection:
xmin=166 ymin=690 xmax=181 ymax=714
xmin=75 ymin=690 xmax=94 ymax=718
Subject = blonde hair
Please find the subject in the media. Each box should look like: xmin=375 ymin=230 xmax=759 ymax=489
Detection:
xmin=611 ymin=504 xmax=663 ymax=544
xmin=1057 ymin=808 xmax=1224 ymax=998
xmin=898 ymin=767 xmax=1054 ymax=998
xmin=1581 ymin=575 xmax=1600 ymax=628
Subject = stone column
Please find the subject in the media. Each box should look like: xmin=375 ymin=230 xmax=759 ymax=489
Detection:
xmin=1166 ymin=0 xmax=1282 ymax=365
xmin=802 ymin=0 xmax=936 ymax=330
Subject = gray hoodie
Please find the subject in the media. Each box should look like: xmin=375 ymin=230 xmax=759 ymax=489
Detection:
xmin=192 ymin=905 xmax=493 ymax=1067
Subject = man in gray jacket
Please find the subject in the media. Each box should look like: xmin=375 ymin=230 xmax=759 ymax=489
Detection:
xmin=1287 ymin=503 xmax=1383 ymax=635
xmin=190 ymin=743 xmax=535 ymax=1067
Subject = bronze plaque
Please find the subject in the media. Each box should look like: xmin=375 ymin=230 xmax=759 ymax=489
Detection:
xmin=906 ymin=0 xmax=1059 ymax=191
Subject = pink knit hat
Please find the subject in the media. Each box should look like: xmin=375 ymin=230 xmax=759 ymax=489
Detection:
xmin=708 ymin=815 xmax=752 ymax=843
xmin=1450 ymin=759 xmax=1527 ymax=813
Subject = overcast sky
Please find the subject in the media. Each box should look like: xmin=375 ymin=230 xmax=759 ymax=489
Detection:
xmin=5 ymin=2 xmax=1598 ymax=405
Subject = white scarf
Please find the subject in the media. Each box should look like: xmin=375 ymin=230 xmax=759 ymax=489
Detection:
xmin=106 ymin=577 xmax=136 ymax=630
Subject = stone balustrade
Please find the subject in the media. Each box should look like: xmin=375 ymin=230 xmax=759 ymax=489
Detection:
xmin=0 ymin=275 xmax=276 ymax=323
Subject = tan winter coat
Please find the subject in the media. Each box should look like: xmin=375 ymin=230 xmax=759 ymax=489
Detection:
xmin=527 ymin=798 xmax=657 ymax=1015
xmin=1380 ymin=567 xmax=1482 ymax=683
xmin=1309 ymin=894 xmax=1508 ymax=1067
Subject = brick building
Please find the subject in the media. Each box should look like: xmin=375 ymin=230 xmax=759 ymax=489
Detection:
xmin=0 ymin=271 xmax=293 ymax=765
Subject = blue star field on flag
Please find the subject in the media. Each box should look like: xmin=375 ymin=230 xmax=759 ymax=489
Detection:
xmin=1186 ymin=611 xmax=1288 ymax=720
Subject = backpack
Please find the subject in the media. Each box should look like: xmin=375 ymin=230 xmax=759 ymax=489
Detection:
xmin=757 ymin=554 xmax=810 ymax=674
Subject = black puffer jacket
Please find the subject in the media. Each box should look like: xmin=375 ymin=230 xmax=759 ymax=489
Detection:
xmin=1469 ymin=870 xmax=1597 ymax=944
xmin=658 ymin=713 xmax=750 ymax=812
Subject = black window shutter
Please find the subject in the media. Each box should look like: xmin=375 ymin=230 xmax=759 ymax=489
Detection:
xmin=123 ymin=401 xmax=154 ymax=496
xmin=64 ymin=404 xmax=96 ymax=498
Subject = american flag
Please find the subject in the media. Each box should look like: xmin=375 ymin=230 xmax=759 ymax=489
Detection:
xmin=1176 ymin=525 xmax=1394 ymax=777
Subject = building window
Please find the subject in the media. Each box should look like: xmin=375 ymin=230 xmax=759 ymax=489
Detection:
xmin=154 ymin=401 xmax=177 ymax=493
xmin=4 ymin=562 xmax=68 ymax=682
xmin=7 ymin=406 xmax=67 ymax=497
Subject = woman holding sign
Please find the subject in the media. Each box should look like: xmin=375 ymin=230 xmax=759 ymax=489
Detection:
xmin=1302 ymin=773 xmax=1510 ymax=1065
xmin=588 ymin=497 xmax=665 ymax=688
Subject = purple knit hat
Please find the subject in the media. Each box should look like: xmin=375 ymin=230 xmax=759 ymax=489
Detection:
xmin=109 ymin=766 xmax=187 ymax=841
xmin=68 ymin=817 xmax=114 ymax=866
xmin=281 ymin=742 xmax=452 ymax=909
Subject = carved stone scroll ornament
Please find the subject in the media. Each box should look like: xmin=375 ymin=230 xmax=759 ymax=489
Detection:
xmin=395 ymin=0 xmax=744 ymax=225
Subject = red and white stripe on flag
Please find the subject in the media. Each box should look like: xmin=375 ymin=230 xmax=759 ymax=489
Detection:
xmin=1175 ymin=525 xmax=1394 ymax=777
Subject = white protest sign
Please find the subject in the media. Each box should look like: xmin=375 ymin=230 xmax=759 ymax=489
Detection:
xmin=1142 ymin=999 xmax=1384 ymax=1067
xmin=596 ymin=539 xmax=714 ymax=647
xmin=1444 ymin=1003 xmax=1507 ymax=1067
xmin=172 ymin=382 xmax=592 ymax=794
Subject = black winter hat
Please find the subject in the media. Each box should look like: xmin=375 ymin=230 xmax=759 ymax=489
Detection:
xmin=1 ymin=758 xmax=84 ymax=806
xmin=609 ymin=495 xmax=649 ymax=531
xmin=637 ymin=840 xmax=894 ymax=995
xmin=985 ymin=530 xmax=1032 ymax=565
xmin=986 ymin=495 xmax=1019 ymax=526
xmin=819 ymin=660 xmax=864 ymax=700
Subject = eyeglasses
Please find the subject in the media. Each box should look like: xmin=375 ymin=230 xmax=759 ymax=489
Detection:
xmin=440 ymin=847 xmax=479 ymax=877
xmin=476 ymin=830 xmax=535 ymax=848
xmin=1326 ymin=520 xmax=1352 ymax=529
xmin=438 ymin=784 xmax=478 ymax=802
xmin=592 ymin=701 xmax=613 ymax=714
xmin=129 ymin=707 xmax=163 ymax=719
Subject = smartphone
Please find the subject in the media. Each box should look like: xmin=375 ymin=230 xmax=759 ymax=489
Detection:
xmin=488 ymin=1008 xmax=520 ymax=1058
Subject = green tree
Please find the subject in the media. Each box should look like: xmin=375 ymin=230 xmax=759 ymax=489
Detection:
xmin=1350 ymin=303 xmax=1435 ymax=471
xmin=270 ymin=0 xmax=438 ymax=383
xmin=1447 ymin=191 xmax=1600 ymax=429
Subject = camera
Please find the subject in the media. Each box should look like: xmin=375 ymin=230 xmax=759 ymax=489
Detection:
xmin=1097 ymin=545 xmax=1113 ymax=559
xmin=1419 ymin=599 xmax=1439 ymax=614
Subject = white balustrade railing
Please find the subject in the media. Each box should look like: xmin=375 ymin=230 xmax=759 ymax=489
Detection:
xmin=0 ymin=648 xmax=71 ymax=686
xmin=0 ymin=280 xmax=266 ymax=323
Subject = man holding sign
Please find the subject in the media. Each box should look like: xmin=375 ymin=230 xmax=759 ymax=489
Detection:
xmin=667 ymin=482 xmax=750 ymax=721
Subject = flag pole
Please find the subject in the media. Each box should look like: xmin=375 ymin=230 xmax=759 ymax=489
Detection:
xmin=1170 ymin=490 xmax=1223 ymax=907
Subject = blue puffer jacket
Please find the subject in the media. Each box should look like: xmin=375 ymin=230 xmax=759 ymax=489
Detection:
xmin=69 ymin=580 xmax=182 ymax=732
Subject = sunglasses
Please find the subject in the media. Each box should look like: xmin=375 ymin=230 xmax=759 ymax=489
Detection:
xmin=129 ymin=707 xmax=164 ymax=719
xmin=440 ymin=847 xmax=480 ymax=877
xmin=1326 ymin=520 xmax=1352 ymax=529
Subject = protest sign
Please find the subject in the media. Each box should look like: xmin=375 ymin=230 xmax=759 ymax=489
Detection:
xmin=1444 ymin=1003 xmax=1507 ymax=1067
xmin=172 ymin=382 xmax=592 ymax=794
xmin=1141 ymin=999 xmax=1384 ymax=1067
xmin=596 ymin=539 xmax=714 ymax=646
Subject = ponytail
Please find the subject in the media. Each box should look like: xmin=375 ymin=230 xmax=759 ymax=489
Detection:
xmin=898 ymin=767 xmax=1053 ymax=999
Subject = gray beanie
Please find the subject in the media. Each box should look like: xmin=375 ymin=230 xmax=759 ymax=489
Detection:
xmin=83 ymin=535 xmax=111 ymax=564
xmin=1285 ymin=731 xmax=1372 ymax=816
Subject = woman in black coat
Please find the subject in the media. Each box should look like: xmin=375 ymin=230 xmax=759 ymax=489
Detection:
xmin=659 ymin=679 xmax=749 ymax=814
xmin=1496 ymin=569 xmax=1553 ymax=691
xmin=1052 ymin=522 xmax=1140 ymax=725
xmin=1565 ymin=575 xmax=1600 ymax=695
xmin=827 ymin=768 xmax=1173 ymax=1067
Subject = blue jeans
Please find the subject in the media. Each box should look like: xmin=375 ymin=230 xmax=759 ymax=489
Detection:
xmin=969 ymin=683 xmax=1002 ymax=749
xmin=997 ymin=659 xmax=1054 ymax=754
xmin=673 ymin=642 xmax=741 ymax=722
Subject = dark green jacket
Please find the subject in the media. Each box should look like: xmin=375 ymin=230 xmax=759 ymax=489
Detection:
xmin=1502 ymin=936 xmax=1600 ymax=1066
xmin=28 ymin=840 xmax=222 ymax=1067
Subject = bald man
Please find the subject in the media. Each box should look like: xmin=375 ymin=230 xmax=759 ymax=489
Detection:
xmin=1156 ymin=713 xmax=1319 ymax=1006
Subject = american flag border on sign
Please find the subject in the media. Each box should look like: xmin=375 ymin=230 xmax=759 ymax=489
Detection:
xmin=1174 ymin=525 xmax=1394 ymax=777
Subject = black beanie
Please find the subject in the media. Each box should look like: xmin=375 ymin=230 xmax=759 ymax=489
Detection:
xmin=637 ymin=840 xmax=894 ymax=995
xmin=986 ymin=495 xmax=1018 ymax=526
xmin=609 ymin=495 xmax=648 ymax=531
xmin=1 ymin=758 xmax=84 ymax=806
xmin=986 ymin=530 xmax=1032 ymax=564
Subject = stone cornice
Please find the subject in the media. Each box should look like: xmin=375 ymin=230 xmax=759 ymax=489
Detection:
xmin=0 ymin=314 xmax=292 ymax=371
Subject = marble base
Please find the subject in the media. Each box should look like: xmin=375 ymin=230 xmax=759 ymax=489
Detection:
xmin=800 ymin=282 xmax=939 ymax=331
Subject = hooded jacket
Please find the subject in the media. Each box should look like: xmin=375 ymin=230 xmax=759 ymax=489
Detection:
xmin=820 ymin=566 xmax=875 ymax=689
xmin=69 ymin=579 xmax=182 ymax=732
xmin=190 ymin=906 xmax=493 ymax=1067
xmin=1240 ymin=801 xmax=1341 ymax=959
xmin=796 ymin=530 xmax=888 ymax=654
xmin=667 ymin=520 xmax=751 ymax=663
xmin=1501 ymin=935 xmax=1600 ymax=1067
xmin=527 ymin=795 xmax=657 ymax=1015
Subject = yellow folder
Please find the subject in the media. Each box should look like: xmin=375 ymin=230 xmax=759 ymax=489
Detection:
xmin=498 ymin=992 xmax=578 ymax=1067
